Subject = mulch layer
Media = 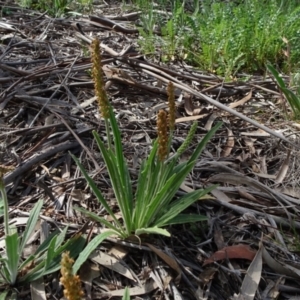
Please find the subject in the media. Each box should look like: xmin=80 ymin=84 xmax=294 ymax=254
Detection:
xmin=1 ymin=1 xmax=300 ymax=299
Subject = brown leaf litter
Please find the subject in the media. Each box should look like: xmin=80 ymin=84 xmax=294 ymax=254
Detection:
xmin=0 ymin=1 xmax=300 ymax=299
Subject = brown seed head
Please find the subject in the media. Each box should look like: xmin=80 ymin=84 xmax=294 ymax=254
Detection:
xmin=0 ymin=164 xmax=14 ymax=178
xmin=157 ymin=110 xmax=169 ymax=161
xmin=60 ymin=252 xmax=84 ymax=300
xmin=91 ymin=38 xmax=109 ymax=119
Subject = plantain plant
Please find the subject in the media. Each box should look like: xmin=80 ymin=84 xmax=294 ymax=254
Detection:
xmin=71 ymin=39 xmax=221 ymax=272
xmin=0 ymin=166 xmax=85 ymax=290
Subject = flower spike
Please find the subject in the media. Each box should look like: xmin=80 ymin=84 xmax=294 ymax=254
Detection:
xmin=157 ymin=110 xmax=169 ymax=161
xmin=91 ymin=38 xmax=109 ymax=119
xmin=60 ymin=251 xmax=84 ymax=300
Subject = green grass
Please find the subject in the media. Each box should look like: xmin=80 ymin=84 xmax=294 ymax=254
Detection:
xmin=16 ymin=0 xmax=300 ymax=77
xmin=17 ymin=0 xmax=93 ymax=16
xmin=268 ymin=64 xmax=300 ymax=119
xmin=135 ymin=0 xmax=300 ymax=77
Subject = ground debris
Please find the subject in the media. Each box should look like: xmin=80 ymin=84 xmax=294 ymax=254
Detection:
xmin=0 ymin=1 xmax=300 ymax=299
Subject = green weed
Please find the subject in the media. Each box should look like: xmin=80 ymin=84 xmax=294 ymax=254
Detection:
xmin=16 ymin=0 xmax=93 ymax=16
xmin=70 ymin=39 xmax=221 ymax=266
xmin=135 ymin=0 xmax=300 ymax=77
xmin=267 ymin=64 xmax=300 ymax=120
xmin=0 ymin=166 xmax=85 ymax=291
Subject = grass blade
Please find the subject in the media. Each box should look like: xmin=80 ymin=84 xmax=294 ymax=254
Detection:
xmin=73 ymin=230 xmax=116 ymax=274
xmin=267 ymin=64 xmax=286 ymax=88
xmin=189 ymin=122 xmax=222 ymax=163
xmin=5 ymin=232 xmax=19 ymax=284
xmin=161 ymin=214 xmax=207 ymax=226
xmin=142 ymin=161 xmax=197 ymax=227
xmin=134 ymin=141 xmax=159 ymax=222
xmin=34 ymin=230 xmax=60 ymax=254
xmin=93 ymin=132 xmax=133 ymax=234
xmin=74 ymin=206 xmax=124 ymax=237
xmin=54 ymin=226 xmax=68 ymax=249
xmin=122 ymin=287 xmax=130 ymax=300
xmin=135 ymin=227 xmax=170 ymax=236
xmin=108 ymin=107 xmax=133 ymax=209
xmin=19 ymin=199 xmax=43 ymax=252
xmin=71 ymin=153 xmax=123 ymax=229
xmin=20 ymin=234 xmax=86 ymax=283
xmin=0 ymin=291 xmax=8 ymax=299
xmin=267 ymin=64 xmax=300 ymax=116
xmin=155 ymin=185 xmax=216 ymax=227
xmin=44 ymin=235 xmax=57 ymax=270
xmin=18 ymin=255 xmax=35 ymax=271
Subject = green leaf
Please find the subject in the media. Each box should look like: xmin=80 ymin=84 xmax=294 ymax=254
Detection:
xmin=283 ymin=88 xmax=300 ymax=115
xmin=155 ymin=185 xmax=216 ymax=227
xmin=135 ymin=227 xmax=170 ymax=237
xmin=108 ymin=107 xmax=133 ymax=209
xmin=18 ymin=255 xmax=35 ymax=271
xmin=44 ymin=235 xmax=57 ymax=270
xmin=19 ymin=200 xmax=43 ymax=253
xmin=34 ymin=227 xmax=68 ymax=266
xmin=189 ymin=122 xmax=222 ymax=163
xmin=5 ymin=232 xmax=20 ymax=285
xmin=0 ymin=199 xmax=4 ymax=217
xmin=93 ymin=131 xmax=133 ymax=234
xmin=164 ymin=213 xmax=207 ymax=225
xmin=134 ymin=141 xmax=158 ymax=222
xmin=267 ymin=64 xmax=300 ymax=116
xmin=74 ymin=206 xmax=124 ymax=237
xmin=0 ymin=256 xmax=10 ymax=283
xmin=49 ymin=234 xmax=86 ymax=267
xmin=73 ymin=230 xmax=116 ymax=274
xmin=54 ymin=226 xmax=68 ymax=249
xmin=34 ymin=230 xmax=60 ymax=254
xmin=122 ymin=287 xmax=131 ymax=300
xmin=71 ymin=153 xmax=123 ymax=229
xmin=9 ymin=291 xmax=17 ymax=300
xmin=0 ymin=291 xmax=9 ymax=300
xmin=24 ymin=227 xmax=69 ymax=278
xmin=134 ymin=148 xmax=166 ymax=227
xmin=141 ymin=160 xmax=197 ymax=227
xmin=20 ymin=235 xmax=86 ymax=283
xmin=35 ymin=226 xmax=69 ymax=259
xmin=267 ymin=64 xmax=286 ymax=88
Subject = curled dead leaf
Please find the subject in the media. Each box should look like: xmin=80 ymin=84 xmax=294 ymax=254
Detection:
xmin=203 ymin=244 xmax=257 ymax=266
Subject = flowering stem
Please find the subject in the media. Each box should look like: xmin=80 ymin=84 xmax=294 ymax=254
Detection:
xmin=104 ymin=118 xmax=112 ymax=150
xmin=0 ymin=179 xmax=9 ymax=236
xmin=167 ymin=81 xmax=176 ymax=160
